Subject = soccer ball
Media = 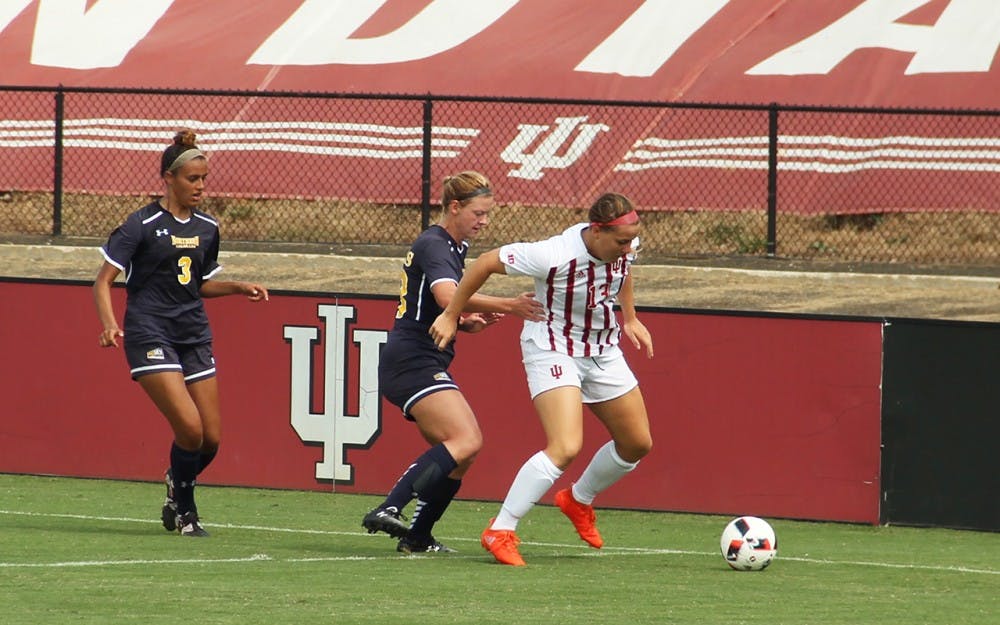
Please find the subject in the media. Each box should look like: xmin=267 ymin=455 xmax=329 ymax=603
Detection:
xmin=720 ymin=516 xmax=777 ymax=571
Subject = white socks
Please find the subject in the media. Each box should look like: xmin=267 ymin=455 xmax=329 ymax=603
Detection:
xmin=571 ymin=441 xmax=639 ymax=505
xmin=492 ymin=451 xmax=563 ymax=531
xmin=491 ymin=442 xmax=640 ymax=531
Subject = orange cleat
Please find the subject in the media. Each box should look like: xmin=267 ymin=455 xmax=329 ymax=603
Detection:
xmin=555 ymin=488 xmax=603 ymax=548
xmin=480 ymin=518 xmax=527 ymax=566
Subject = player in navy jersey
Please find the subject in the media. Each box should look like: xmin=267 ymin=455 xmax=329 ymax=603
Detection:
xmin=93 ymin=130 xmax=269 ymax=537
xmin=362 ymin=171 xmax=545 ymax=554
xmin=430 ymin=192 xmax=654 ymax=565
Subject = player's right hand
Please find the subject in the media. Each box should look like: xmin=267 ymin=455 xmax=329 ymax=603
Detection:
xmin=429 ymin=312 xmax=459 ymax=350
xmin=99 ymin=327 xmax=124 ymax=348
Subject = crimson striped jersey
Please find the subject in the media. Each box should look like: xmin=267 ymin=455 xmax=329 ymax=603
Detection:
xmin=499 ymin=223 xmax=637 ymax=357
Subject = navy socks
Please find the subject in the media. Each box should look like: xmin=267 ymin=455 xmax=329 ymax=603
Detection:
xmin=382 ymin=443 xmax=458 ymax=512
xmin=409 ymin=477 xmax=462 ymax=539
xmin=170 ymin=442 xmax=201 ymax=515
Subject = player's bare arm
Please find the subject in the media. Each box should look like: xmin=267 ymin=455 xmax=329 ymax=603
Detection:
xmin=429 ymin=248 xmax=506 ymax=349
xmin=93 ymin=261 xmax=124 ymax=347
xmin=619 ymin=272 xmax=653 ymax=358
xmin=431 ymin=276 xmax=543 ymax=321
xmin=200 ymin=280 xmax=269 ymax=301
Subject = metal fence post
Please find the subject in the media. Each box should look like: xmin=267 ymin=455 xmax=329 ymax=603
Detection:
xmin=420 ymin=98 xmax=433 ymax=231
xmin=766 ymin=102 xmax=778 ymax=257
xmin=52 ymin=87 xmax=65 ymax=236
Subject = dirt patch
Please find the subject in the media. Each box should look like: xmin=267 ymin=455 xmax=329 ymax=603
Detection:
xmin=3 ymin=238 xmax=999 ymax=323
xmin=3 ymin=190 xmax=1000 ymax=266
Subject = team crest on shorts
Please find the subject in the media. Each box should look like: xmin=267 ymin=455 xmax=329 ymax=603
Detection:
xmin=433 ymin=372 xmax=452 ymax=381
xmin=146 ymin=347 xmax=165 ymax=360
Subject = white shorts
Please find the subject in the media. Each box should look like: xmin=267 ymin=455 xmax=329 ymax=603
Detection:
xmin=521 ymin=339 xmax=638 ymax=403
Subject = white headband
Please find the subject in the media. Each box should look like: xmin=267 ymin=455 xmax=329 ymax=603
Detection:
xmin=167 ymin=148 xmax=206 ymax=173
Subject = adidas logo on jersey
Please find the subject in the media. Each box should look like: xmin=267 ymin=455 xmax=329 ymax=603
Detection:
xmin=433 ymin=372 xmax=452 ymax=381
xmin=146 ymin=347 xmax=165 ymax=360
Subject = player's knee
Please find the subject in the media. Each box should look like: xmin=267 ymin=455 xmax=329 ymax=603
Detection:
xmin=619 ymin=435 xmax=652 ymax=463
xmin=546 ymin=440 xmax=583 ymax=469
xmin=633 ymin=435 xmax=653 ymax=460
xmin=172 ymin=422 xmax=204 ymax=451
xmin=453 ymin=450 xmax=479 ymax=477
xmin=447 ymin=429 xmax=483 ymax=464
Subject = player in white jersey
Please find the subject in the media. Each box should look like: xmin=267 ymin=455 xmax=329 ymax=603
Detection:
xmin=430 ymin=192 xmax=654 ymax=566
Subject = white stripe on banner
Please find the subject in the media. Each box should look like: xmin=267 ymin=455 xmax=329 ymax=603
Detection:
xmin=0 ymin=118 xmax=479 ymax=159
xmin=633 ymin=135 xmax=1000 ymax=149
xmin=618 ymin=134 xmax=1000 ymax=174
xmin=2 ymin=118 xmax=998 ymax=172
xmin=616 ymin=159 xmax=1000 ymax=174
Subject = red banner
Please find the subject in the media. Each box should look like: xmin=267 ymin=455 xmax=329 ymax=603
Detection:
xmin=1 ymin=1 xmax=997 ymax=108
xmin=0 ymin=279 xmax=883 ymax=523
xmin=1 ymin=2 xmax=997 ymax=213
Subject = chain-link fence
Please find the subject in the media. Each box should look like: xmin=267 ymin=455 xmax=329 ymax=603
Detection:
xmin=1 ymin=86 xmax=997 ymax=267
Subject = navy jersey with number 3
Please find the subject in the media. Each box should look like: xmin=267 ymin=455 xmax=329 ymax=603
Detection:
xmin=100 ymin=201 xmax=222 ymax=345
xmin=390 ymin=224 xmax=468 ymax=355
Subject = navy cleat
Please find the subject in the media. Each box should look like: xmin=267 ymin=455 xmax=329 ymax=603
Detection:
xmin=161 ymin=468 xmax=177 ymax=532
xmin=362 ymin=507 xmax=410 ymax=538
xmin=177 ymin=511 xmax=209 ymax=537
xmin=396 ymin=535 xmax=456 ymax=554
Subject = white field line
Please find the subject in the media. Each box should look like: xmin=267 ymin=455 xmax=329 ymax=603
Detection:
xmin=0 ymin=509 xmax=996 ymax=575
xmin=0 ymin=555 xmax=273 ymax=568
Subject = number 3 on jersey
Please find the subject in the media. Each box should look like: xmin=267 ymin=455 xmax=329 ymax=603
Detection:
xmin=177 ymin=255 xmax=192 ymax=285
xmin=394 ymin=251 xmax=414 ymax=318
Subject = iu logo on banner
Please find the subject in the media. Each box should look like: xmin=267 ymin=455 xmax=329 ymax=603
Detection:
xmin=283 ymin=304 xmax=388 ymax=484
xmin=501 ymin=116 xmax=610 ymax=180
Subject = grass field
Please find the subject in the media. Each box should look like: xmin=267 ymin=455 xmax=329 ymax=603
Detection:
xmin=1 ymin=474 xmax=996 ymax=625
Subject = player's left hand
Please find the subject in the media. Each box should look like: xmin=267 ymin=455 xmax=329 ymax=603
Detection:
xmin=460 ymin=312 xmax=502 ymax=333
xmin=243 ymin=283 xmax=269 ymax=302
xmin=623 ymin=318 xmax=654 ymax=358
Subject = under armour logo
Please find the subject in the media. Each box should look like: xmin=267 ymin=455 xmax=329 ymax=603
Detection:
xmin=550 ymin=364 xmax=563 ymax=379
xmin=155 ymin=229 xmax=169 ymax=237
xmin=501 ymin=116 xmax=610 ymax=180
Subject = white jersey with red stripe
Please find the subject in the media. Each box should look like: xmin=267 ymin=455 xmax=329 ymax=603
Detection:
xmin=499 ymin=223 xmax=637 ymax=357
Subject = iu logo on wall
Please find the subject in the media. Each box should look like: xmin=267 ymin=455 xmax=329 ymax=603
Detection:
xmin=283 ymin=303 xmax=388 ymax=484
xmin=501 ymin=116 xmax=610 ymax=180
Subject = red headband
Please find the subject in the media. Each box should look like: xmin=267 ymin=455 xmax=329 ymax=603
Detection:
xmin=591 ymin=210 xmax=639 ymax=229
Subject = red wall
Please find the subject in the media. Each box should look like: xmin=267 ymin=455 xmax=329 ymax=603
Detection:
xmin=0 ymin=279 xmax=883 ymax=523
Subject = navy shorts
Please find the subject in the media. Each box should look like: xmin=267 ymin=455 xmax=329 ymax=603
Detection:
xmin=379 ymin=339 xmax=458 ymax=421
xmin=124 ymin=341 xmax=216 ymax=383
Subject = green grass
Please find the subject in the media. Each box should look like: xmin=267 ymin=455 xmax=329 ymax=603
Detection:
xmin=1 ymin=474 xmax=996 ymax=625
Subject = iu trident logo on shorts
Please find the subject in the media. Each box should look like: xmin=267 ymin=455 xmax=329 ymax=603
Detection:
xmin=283 ymin=304 xmax=388 ymax=484
xmin=550 ymin=364 xmax=563 ymax=379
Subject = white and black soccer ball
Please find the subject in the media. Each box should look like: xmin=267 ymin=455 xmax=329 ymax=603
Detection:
xmin=720 ymin=516 xmax=777 ymax=571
